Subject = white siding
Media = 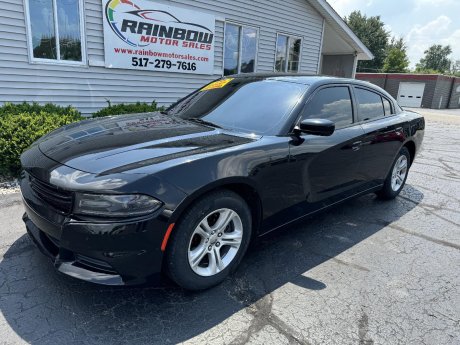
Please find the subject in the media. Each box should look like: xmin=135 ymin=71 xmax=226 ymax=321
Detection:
xmin=0 ymin=0 xmax=323 ymax=116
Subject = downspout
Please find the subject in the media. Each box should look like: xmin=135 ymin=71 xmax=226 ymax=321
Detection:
xmin=351 ymin=52 xmax=358 ymax=78
xmin=317 ymin=18 xmax=325 ymax=75
xmin=446 ymin=76 xmax=455 ymax=109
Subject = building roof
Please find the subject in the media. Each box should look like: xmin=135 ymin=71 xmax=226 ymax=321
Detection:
xmin=309 ymin=0 xmax=374 ymax=60
xmin=357 ymin=73 xmax=459 ymax=81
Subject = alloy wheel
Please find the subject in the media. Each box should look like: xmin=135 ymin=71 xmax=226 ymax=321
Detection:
xmin=187 ymin=208 xmax=243 ymax=277
xmin=391 ymin=155 xmax=408 ymax=192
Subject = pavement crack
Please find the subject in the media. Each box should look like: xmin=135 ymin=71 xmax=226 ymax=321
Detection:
xmin=411 ymin=170 xmax=460 ymax=183
xmin=229 ymin=287 xmax=310 ymax=345
xmin=330 ymin=257 xmax=370 ymax=273
xmin=310 ymin=250 xmax=370 ymax=272
xmin=358 ymin=310 xmax=374 ymax=345
xmin=230 ymin=294 xmax=274 ymax=345
xmin=269 ymin=313 xmax=311 ymax=345
xmin=397 ymin=195 xmax=460 ymax=227
xmin=388 ymin=223 xmax=460 ymax=251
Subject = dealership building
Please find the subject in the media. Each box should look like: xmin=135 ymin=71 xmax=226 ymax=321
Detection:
xmin=0 ymin=0 xmax=372 ymax=115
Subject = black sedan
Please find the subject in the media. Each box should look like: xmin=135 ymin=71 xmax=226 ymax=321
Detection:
xmin=20 ymin=74 xmax=425 ymax=290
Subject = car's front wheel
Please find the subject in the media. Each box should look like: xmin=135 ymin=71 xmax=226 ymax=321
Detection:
xmin=165 ymin=190 xmax=252 ymax=290
xmin=376 ymin=146 xmax=411 ymax=200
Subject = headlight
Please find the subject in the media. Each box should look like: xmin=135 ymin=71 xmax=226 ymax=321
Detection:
xmin=74 ymin=193 xmax=162 ymax=217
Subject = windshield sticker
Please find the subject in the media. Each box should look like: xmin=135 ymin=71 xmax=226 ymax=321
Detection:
xmin=201 ymin=78 xmax=234 ymax=91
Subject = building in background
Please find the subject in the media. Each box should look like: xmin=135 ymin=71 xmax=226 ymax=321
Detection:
xmin=0 ymin=0 xmax=372 ymax=115
xmin=356 ymin=73 xmax=460 ymax=109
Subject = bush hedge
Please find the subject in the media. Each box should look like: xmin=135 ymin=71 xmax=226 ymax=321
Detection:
xmin=0 ymin=101 xmax=81 ymax=117
xmin=0 ymin=103 xmax=83 ymax=177
xmin=0 ymin=101 xmax=164 ymax=177
xmin=92 ymin=101 xmax=163 ymax=118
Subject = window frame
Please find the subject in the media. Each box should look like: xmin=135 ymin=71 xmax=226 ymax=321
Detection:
xmin=294 ymin=84 xmax=356 ymax=132
xmin=382 ymin=96 xmax=394 ymax=116
xmin=24 ymin=0 xmax=87 ymax=66
xmin=274 ymin=32 xmax=303 ymax=73
xmin=223 ymin=21 xmax=259 ymax=75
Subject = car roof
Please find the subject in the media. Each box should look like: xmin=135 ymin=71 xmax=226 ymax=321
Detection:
xmin=226 ymin=72 xmax=374 ymax=88
xmin=225 ymin=73 xmax=394 ymax=99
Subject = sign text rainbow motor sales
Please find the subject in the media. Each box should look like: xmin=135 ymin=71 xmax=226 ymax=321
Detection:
xmin=103 ymin=0 xmax=216 ymax=74
xmin=120 ymin=19 xmax=214 ymax=50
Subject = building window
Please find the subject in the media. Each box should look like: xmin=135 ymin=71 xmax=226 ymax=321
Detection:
xmin=224 ymin=23 xmax=258 ymax=76
xmin=26 ymin=0 xmax=85 ymax=64
xmin=275 ymin=34 xmax=301 ymax=73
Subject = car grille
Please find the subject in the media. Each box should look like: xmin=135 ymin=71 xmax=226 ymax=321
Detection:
xmin=29 ymin=176 xmax=74 ymax=214
xmin=75 ymin=254 xmax=118 ymax=275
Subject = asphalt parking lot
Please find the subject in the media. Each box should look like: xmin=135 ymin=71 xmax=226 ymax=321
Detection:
xmin=0 ymin=109 xmax=459 ymax=345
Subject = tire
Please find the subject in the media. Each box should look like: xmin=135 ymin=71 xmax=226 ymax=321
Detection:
xmin=165 ymin=190 xmax=252 ymax=290
xmin=376 ymin=146 xmax=411 ymax=200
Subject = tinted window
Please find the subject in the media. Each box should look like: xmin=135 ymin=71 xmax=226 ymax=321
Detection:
xmin=355 ymin=88 xmax=385 ymax=121
xmin=166 ymin=79 xmax=307 ymax=134
xmin=382 ymin=97 xmax=393 ymax=115
xmin=301 ymin=87 xmax=353 ymax=128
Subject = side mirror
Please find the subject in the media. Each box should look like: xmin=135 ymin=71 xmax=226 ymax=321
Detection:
xmin=296 ymin=119 xmax=335 ymax=136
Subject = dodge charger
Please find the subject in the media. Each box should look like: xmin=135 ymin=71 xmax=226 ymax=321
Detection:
xmin=20 ymin=74 xmax=425 ymax=290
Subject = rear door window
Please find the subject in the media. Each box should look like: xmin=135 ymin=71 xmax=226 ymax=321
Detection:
xmin=355 ymin=88 xmax=385 ymax=121
xmin=301 ymin=86 xmax=353 ymax=129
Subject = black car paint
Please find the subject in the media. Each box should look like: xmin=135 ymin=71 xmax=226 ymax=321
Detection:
xmin=20 ymin=75 xmax=425 ymax=286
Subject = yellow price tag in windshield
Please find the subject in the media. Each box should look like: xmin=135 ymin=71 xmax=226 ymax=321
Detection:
xmin=201 ymin=78 xmax=233 ymax=91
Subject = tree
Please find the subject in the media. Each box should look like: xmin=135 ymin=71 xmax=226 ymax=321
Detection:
xmin=382 ymin=38 xmax=410 ymax=73
xmin=450 ymin=60 xmax=460 ymax=76
xmin=345 ymin=11 xmax=390 ymax=72
xmin=416 ymin=45 xmax=452 ymax=73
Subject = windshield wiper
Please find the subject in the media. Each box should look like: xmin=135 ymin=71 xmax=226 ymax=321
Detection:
xmin=188 ymin=118 xmax=222 ymax=129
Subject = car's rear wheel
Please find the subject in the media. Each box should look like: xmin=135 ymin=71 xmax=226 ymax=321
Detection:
xmin=165 ymin=190 xmax=252 ymax=290
xmin=376 ymin=146 xmax=410 ymax=200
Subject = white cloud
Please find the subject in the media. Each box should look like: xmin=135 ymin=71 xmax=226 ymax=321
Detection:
xmin=326 ymin=0 xmax=460 ymax=66
xmin=441 ymin=29 xmax=460 ymax=61
xmin=406 ymin=15 xmax=458 ymax=67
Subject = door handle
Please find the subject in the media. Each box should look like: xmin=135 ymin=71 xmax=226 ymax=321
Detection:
xmin=352 ymin=141 xmax=362 ymax=151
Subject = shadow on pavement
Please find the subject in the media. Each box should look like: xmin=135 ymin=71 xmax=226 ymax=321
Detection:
xmin=0 ymin=185 xmax=423 ymax=344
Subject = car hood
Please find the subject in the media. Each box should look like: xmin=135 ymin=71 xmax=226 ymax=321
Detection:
xmin=37 ymin=112 xmax=257 ymax=175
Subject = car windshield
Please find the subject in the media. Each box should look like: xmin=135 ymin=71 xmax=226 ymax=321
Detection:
xmin=164 ymin=78 xmax=308 ymax=134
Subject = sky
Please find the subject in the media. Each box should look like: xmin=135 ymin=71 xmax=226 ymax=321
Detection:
xmin=327 ymin=0 xmax=460 ymax=68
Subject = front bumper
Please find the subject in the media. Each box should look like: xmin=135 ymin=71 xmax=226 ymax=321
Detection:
xmin=21 ymin=175 xmax=171 ymax=286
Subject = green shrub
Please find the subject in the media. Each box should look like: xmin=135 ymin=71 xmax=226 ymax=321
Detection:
xmin=0 ymin=110 xmax=83 ymax=176
xmin=0 ymin=101 xmax=81 ymax=117
xmin=92 ymin=101 xmax=163 ymax=118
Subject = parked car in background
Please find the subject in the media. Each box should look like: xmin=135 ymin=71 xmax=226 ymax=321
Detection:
xmin=20 ymin=74 xmax=425 ymax=290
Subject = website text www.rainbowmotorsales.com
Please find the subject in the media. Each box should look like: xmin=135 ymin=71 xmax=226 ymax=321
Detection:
xmin=114 ymin=48 xmax=209 ymax=71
